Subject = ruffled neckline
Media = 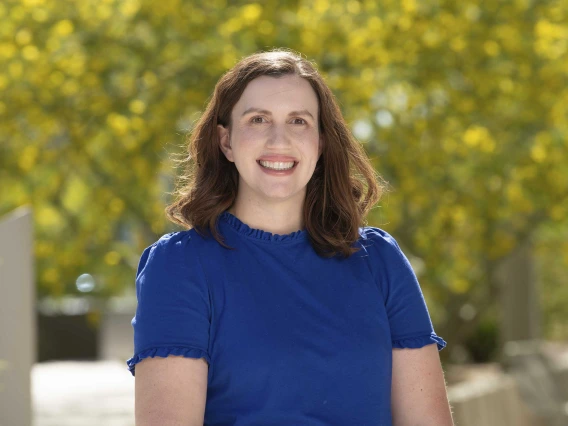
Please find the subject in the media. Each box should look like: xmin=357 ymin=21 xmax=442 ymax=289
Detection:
xmin=219 ymin=211 xmax=309 ymax=244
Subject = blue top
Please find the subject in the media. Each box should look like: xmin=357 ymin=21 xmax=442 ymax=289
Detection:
xmin=126 ymin=211 xmax=446 ymax=426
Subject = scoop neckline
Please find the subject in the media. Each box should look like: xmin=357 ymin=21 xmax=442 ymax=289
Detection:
xmin=219 ymin=211 xmax=309 ymax=244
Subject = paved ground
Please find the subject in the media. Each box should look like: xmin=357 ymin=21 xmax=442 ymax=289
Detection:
xmin=30 ymin=342 xmax=568 ymax=425
xmin=32 ymin=360 xmax=135 ymax=426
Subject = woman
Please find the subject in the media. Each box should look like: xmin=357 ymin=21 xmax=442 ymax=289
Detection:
xmin=127 ymin=49 xmax=454 ymax=426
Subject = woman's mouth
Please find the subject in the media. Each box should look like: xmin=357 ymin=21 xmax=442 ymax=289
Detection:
xmin=257 ymin=160 xmax=299 ymax=175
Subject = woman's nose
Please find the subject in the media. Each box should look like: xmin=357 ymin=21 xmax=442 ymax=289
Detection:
xmin=268 ymin=123 xmax=291 ymax=145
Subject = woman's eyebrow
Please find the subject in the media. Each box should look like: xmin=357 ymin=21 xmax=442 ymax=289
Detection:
xmin=241 ymin=107 xmax=315 ymax=120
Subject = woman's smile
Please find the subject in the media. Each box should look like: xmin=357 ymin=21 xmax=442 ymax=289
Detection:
xmin=257 ymin=159 xmax=299 ymax=175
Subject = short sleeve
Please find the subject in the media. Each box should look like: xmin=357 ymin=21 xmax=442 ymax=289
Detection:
xmin=126 ymin=231 xmax=212 ymax=376
xmin=361 ymin=227 xmax=447 ymax=351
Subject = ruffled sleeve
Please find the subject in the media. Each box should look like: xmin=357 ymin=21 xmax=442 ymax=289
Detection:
xmin=126 ymin=231 xmax=211 ymax=376
xmin=392 ymin=332 xmax=447 ymax=351
xmin=361 ymin=227 xmax=447 ymax=351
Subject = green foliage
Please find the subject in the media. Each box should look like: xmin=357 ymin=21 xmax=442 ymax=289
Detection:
xmin=464 ymin=315 xmax=499 ymax=363
xmin=1 ymin=0 xmax=567 ymax=357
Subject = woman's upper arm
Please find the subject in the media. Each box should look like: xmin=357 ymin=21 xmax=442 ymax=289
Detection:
xmin=135 ymin=355 xmax=209 ymax=426
xmin=126 ymin=232 xmax=212 ymax=425
xmin=391 ymin=343 xmax=454 ymax=426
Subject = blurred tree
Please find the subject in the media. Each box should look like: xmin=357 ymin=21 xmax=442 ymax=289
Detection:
xmin=1 ymin=0 xmax=566 ymax=361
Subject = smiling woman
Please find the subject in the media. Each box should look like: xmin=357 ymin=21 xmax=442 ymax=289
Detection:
xmin=127 ymin=48 xmax=454 ymax=426
xmin=216 ymin=74 xmax=322 ymax=221
xmin=165 ymin=48 xmax=386 ymax=254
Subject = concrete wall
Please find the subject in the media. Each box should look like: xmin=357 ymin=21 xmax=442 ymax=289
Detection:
xmin=448 ymin=373 xmax=546 ymax=426
xmin=99 ymin=309 xmax=135 ymax=363
xmin=98 ymin=295 xmax=137 ymax=364
xmin=0 ymin=206 xmax=35 ymax=426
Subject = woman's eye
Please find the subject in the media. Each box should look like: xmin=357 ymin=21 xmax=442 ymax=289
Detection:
xmin=250 ymin=117 xmax=306 ymax=125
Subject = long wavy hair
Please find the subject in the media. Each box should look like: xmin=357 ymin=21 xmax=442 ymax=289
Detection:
xmin=165 ymin=48 xmax=389 ymax=258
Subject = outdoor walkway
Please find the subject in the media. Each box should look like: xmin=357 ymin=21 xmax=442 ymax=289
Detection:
xmin=31 ymin=343 xmax=568 ymax=425
xmin=32 ymin=360 xmax=135 ymax=426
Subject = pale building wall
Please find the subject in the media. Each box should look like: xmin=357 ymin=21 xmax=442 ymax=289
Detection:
xmin=0 ymin=206 xmax=35 ymax=426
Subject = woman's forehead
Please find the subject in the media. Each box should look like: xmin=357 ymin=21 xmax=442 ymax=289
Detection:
xmin=235 ymin=75 xmax=318 ymax=114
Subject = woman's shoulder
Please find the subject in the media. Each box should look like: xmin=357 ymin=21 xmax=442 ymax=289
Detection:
xmin=153 ymin=229 xmax=193 ymax=246
xmin=137 ymin=230 xmax=201 ymax=273
xmin=357 ymin=225 xmax=408 ymax=267
xmin=142 ymin=230 xmax=193 ymax=253
xmin=358 ymin=225 xmax=399 ymax=249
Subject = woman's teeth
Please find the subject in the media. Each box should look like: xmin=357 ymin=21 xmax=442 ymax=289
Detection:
xmin=259 ymin=160 xmax=295 ymax=170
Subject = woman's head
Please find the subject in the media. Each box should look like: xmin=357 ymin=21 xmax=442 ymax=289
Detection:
xmin=217 ymin=73 xmax=322 ymax=215
xmin=166 ymin=48 xmax=388 ymax=258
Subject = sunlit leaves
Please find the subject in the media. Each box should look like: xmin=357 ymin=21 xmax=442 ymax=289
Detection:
xmin=0 ymin=0 xmax=566 ymax=345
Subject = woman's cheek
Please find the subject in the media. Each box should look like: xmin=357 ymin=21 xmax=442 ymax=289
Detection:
xmin=241 ymin=126 xmax=268 ymax=140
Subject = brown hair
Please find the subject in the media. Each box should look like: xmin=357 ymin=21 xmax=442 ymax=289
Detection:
xmin=165 ymin=48 xmax=389 ymax=258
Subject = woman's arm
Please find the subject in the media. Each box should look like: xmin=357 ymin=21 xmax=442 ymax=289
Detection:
xmin=135 ymin=355 xmax=209 ymax=426
xmin=391 ymin=343 xmax=455 ymax=426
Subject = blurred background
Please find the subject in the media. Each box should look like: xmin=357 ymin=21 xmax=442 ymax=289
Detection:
xmin=1 ymin=0 xmax=567 ymax=425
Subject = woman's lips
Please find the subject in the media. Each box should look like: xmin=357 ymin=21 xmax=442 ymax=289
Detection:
xmin=257 ymin=160 xmax=299 ymax=175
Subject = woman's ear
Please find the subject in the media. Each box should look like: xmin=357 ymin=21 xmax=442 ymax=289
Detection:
xmin=217 ymin=124 xmax=234 ymax=162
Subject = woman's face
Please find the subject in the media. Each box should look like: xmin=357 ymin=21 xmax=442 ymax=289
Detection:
xmin=218 ymin=74 xmax=322 ymax=209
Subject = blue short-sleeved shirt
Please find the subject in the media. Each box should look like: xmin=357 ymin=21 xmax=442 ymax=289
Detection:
xmin=126 ymin=211 xmax=447 ymax=426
